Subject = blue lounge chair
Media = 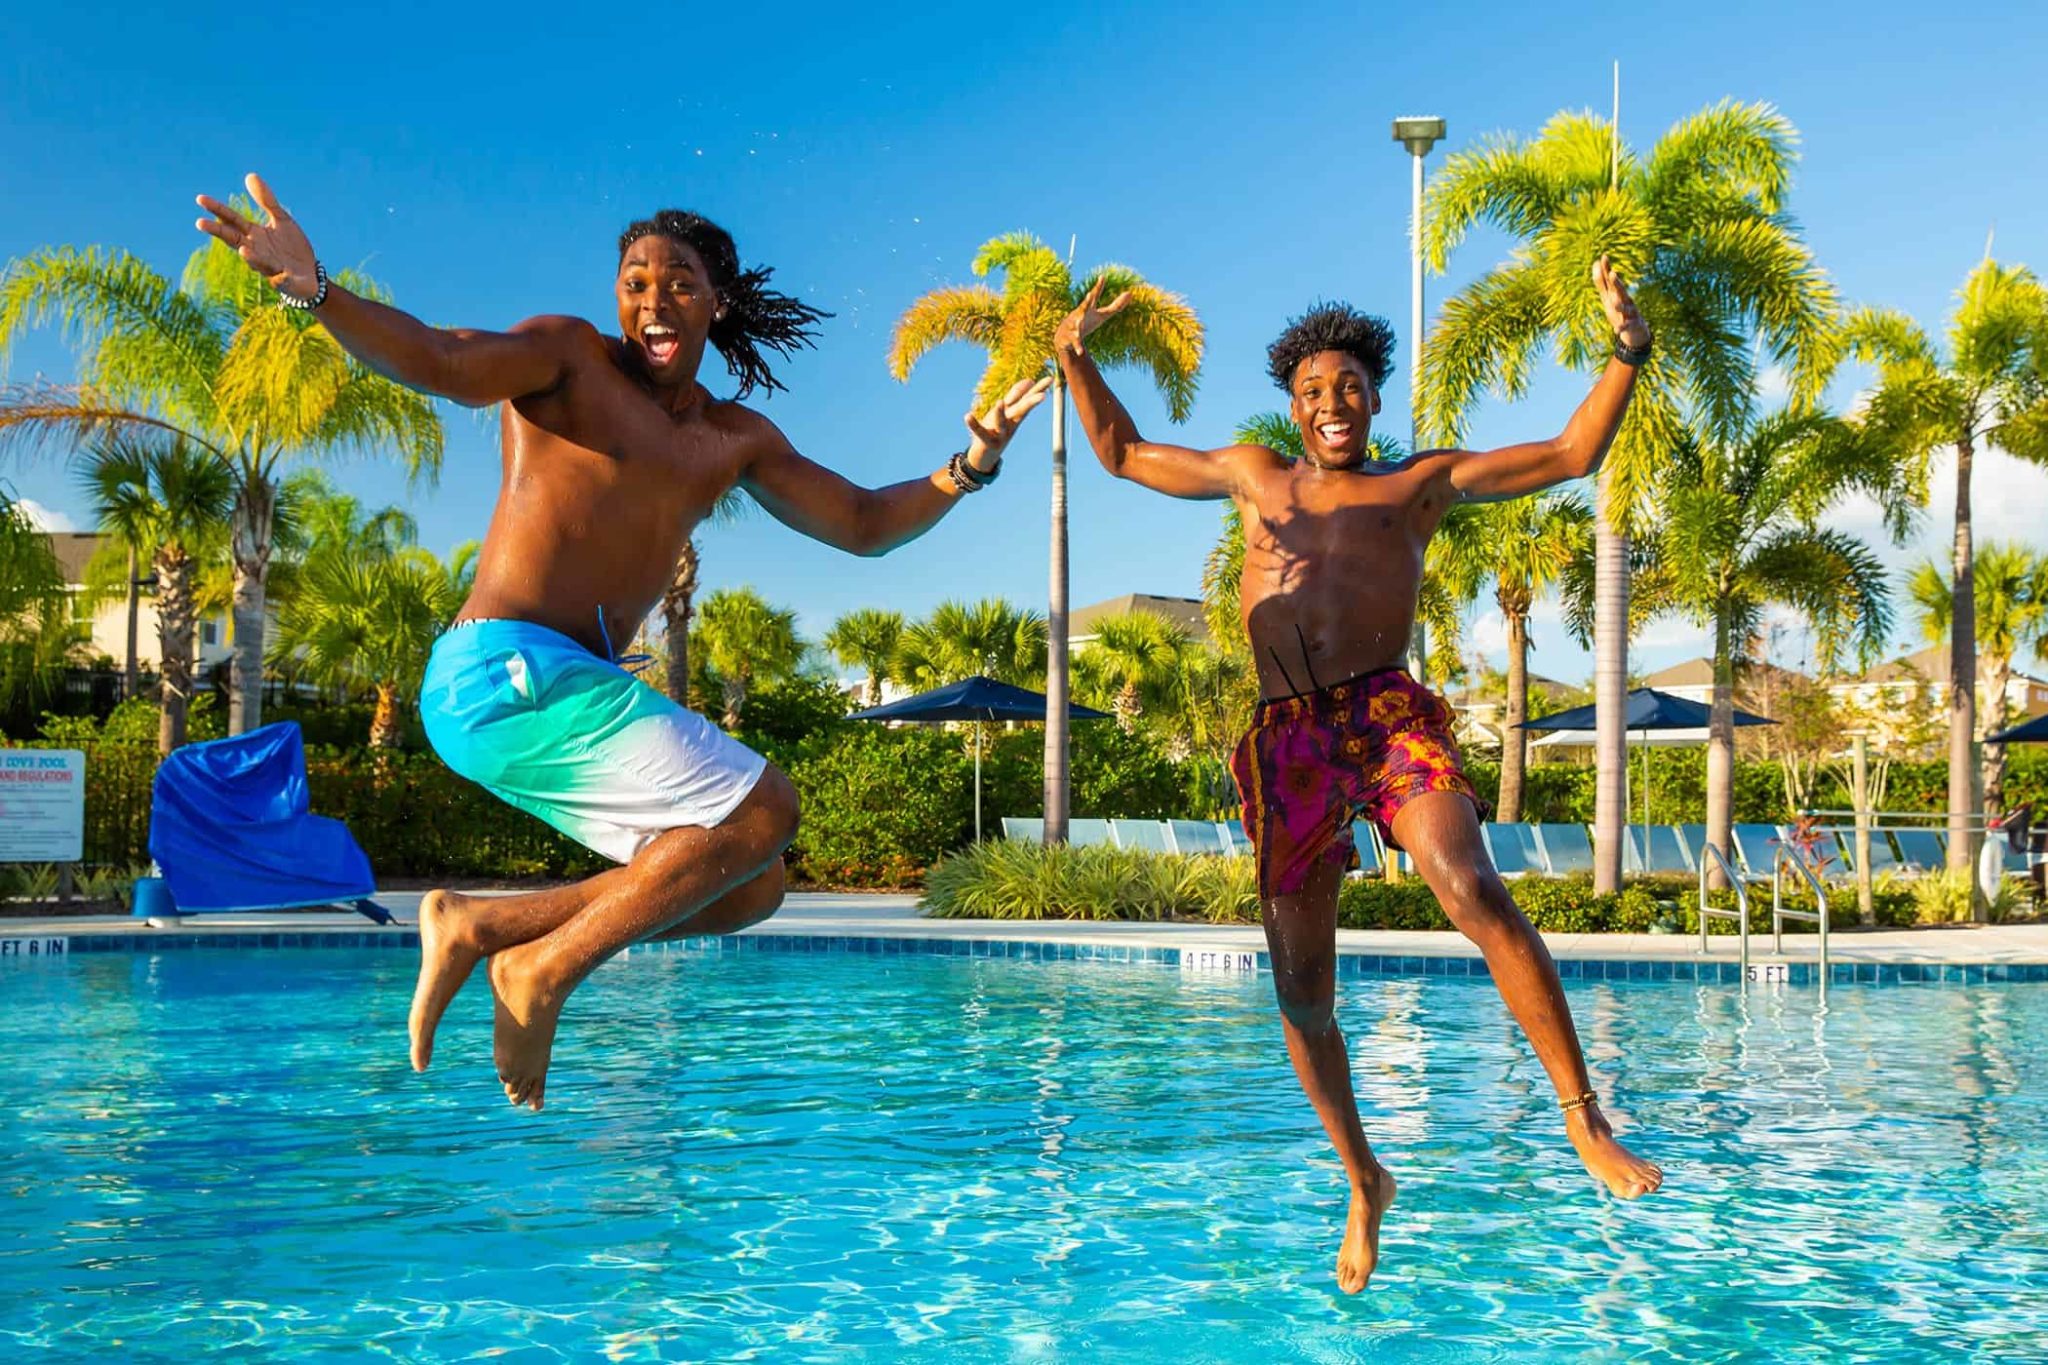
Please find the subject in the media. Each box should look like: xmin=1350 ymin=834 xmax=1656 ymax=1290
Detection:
xmin=1836 ymin=830 xmax=1903 ymax=876
xmin=1482 ymin=823 xmax=1546 ymax=877
xmin=1349 ymin=822 xmax=1385 ymax=875
xmin=1111 ymin=819 xmax=1175 ymax=853
xmin=1000 ymin=817 xmax=1043 ymax=842
xmin=1168 ymin=820 xmax=1227 ymax=856
xmin=1891 ymin=828 xmax=1945 ymax=872
xmin=1624 ymin=825 xmax=1696 ymax=875
xmin=1534 ymin=824 xmax=1595 ymax=875
xmin=1730 ymin=824 xmax=1785 ymax=880
xmin=1222 ymin=819 xmax=1251 ymax=857
xmin=1067 ymin=818 xmax=1117 ymax=848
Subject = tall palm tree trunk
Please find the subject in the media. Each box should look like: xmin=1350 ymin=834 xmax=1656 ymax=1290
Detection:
xmin=1593 ymin=469 xmax=1629 ymax=892
xmin=662 ymin=539 xmax=699 ymax=706
xmin=1043 ymin=372 xmax=1071 ymax=845
xmin=1499 ymin=609 xmax=1530 ymax=823
xmin=1705 ymin=608 xmax=1736 ymax=891
xmin=228 ymin=475 xmax=277 ymax=735
xmin=1981 ymin=658 xmax=2010 ymax=823
xmin=122 ymin=543 xmax=140 ymax=701
xmin=155 ymin=549 xmax=194 ymax=755
xmin=1947 ymin=435 xmax=1981 ymax=897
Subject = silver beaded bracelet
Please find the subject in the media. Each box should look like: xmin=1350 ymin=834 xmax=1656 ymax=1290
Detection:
xmin=277 ymin=262 xmax=329 ymax=312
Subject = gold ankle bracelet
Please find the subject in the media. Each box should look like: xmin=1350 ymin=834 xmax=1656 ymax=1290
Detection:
xmin=1560 ymin=1090 xmax=1599 ymax=1114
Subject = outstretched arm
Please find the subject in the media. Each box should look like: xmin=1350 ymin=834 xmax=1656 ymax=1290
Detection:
xmin=1056 ymin=282 xmax=1256 ymax=500
xmin=1446 ymin=258 xmax=1652 ymax=501
xmin=742 ymin=377 xmax=1051 ymax=557
xmin=196 ymin=173 xmax=597 ymax=407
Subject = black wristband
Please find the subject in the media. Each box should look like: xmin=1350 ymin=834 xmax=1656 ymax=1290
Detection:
xmin=945 ymin=451 xmax=987 ymax=494
xmin=1613 ymin=334 xmax=1652 ymax=367
xmin=277 ymin=261 xmax=329 ymax=312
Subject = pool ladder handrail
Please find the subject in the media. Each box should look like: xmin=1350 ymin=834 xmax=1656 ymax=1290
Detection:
xmin=1697 ymin=843 xmax=1749 ymax=974
xmin=1773 ymin=845 xmax=1830 ymax=977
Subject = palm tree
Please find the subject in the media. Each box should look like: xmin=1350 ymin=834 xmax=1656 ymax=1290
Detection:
xmin=889 ymin=232 xmax=1202 ymax=842
xmin=1420 ymin=101 xmax=1840 ymax=891
xmin=0 ymin=232 xmax=443 ymax=733
xmin=823 ymin=608 xmax=906 ymax=706
xmin=1657 ymin=411 xmax=1902 ymax=880
xmin=1846 ymin=260 xmax=2048 ymax=878
xmin=271 ymin=545 xmax=471 ymax=748
xmin=1909 ymin=543 xmax=2048 ymax=823
xmin=1078 ymin=610 xmax=1189 ymax=731
xmin=659 ymin=488 xmax=748 ymax=706
xmin=693 ymin=587 xmax=804 ymax=730
xmin=75 ymin=434 xmax=236 ymax=752
xmin=1429 ymin=492 xmax=1591 ymax=822
xmin=896 ymin=598 xmax=1047 ymax=690
xmin=0 ymin=490 xmax=82 ymax=725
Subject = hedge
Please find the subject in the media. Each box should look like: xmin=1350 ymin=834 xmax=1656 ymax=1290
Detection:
xmin=922 ymin=842 xmax=1939 ymax=932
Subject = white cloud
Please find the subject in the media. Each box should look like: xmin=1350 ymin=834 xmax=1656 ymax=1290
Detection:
xmin=14 ymin=499 xmax=79 ymax=532
xmin=1756 ymin=364 xmax=1793 ymax=404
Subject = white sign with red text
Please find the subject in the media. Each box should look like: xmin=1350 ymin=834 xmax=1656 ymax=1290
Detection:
xmin=0 ymin=749 xmax=85 ymax=862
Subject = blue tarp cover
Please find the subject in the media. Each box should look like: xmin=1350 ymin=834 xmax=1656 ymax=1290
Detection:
xmin=149 ymin=722 xmax=377 ymax=913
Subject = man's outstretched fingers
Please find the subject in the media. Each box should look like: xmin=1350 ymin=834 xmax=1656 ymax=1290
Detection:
xmin=246 ymin=172 xmax=287 ymax=223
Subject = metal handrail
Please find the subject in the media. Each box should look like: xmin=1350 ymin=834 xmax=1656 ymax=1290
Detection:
xmin=1773 ymin=846 xmax=1830 ymax=976
xmin=1697 ymin=843 xmax=1749 ymax=975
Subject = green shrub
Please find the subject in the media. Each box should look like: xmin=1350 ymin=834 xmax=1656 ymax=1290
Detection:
xmin=920 ymin=847 xmax=1932 ymax=932
xmin=1907 ymin=869 xmax=2019 ymax=924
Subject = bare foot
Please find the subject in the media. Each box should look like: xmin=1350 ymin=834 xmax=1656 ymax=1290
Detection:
xmin=409 ymin=890 xmax=484 ymax=1072
xmin=1336 ymin=1165 xmax=1398 ymax=1294
xmin=488 ymin=940 xmax=565 ymax=1112
xmin=1567 ymin=1105 xmax=1663 ymax=1199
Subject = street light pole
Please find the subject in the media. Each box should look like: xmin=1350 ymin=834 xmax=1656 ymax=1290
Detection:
xmin=1392 ymin=116 xmax=1446 ymax=682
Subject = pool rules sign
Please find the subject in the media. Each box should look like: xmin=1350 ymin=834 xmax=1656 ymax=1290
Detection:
xmin=0 ymin=749 xmax=85 ymax=863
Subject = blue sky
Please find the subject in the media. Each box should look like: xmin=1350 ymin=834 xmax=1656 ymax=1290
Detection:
xmin=4 ymin=0 xmax=2046 ymax=685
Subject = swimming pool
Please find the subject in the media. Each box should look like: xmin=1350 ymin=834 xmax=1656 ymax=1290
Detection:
xmin=4 ymin=943 xmax=2043 ymax=1362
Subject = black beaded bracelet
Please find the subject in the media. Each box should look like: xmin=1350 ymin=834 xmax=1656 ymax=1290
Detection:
xmin=946 ymin=450 xmax=1001 ymax=494
xmin=1613 ymin=335 xmax=1652 ymax=367
xmin=277 ymin=261 xmax=329 ymax=312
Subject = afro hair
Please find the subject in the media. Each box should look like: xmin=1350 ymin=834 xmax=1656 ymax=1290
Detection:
xmin=1265 ymin=303 xmax=1396 ymax=393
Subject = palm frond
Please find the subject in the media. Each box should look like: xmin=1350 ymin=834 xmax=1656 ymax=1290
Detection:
xmin=886 ymin=286 xmax=1005 ymax=381
xmin=1075 ymin=272 xmax=1203 ymax=422
xmin=1233 ymin=411 xmax=1304 ymax=460
xmin=1422 ymin=135 xmax=1565 ymax=272
xmin=0 ymin=385 xmax=230 ymax=466
xmin=0 ymin=247 xmax=223 ymax=417
xmin=1745 ymin=526 xmax=1893 ymax=672
xmin=1643 ymin=99 xmax=1798 ymax=216
xmin=1418 ymin=260 xmax=1549 ymax=444
xmin=308 ymin=362 xmax=445 ymax=484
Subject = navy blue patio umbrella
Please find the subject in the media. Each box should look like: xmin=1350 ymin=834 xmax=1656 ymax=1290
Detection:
xmin=850 ymin=676 xmax=1112 ymax=843
xmin=1518 ymin=687 xmax=1774 ymax=840
xmin=1987 ymin=712 xmax=2048 ymax=745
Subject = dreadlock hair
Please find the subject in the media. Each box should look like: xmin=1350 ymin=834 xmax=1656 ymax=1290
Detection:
xmin=617 ymin=210 xmax=831 ymax=398
xmin=1265 ymin=302 xmax=1396 ymax=394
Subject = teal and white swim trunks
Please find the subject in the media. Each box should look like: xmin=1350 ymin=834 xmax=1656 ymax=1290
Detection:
xmin=420 ymin=619 xmax=767 ymax=864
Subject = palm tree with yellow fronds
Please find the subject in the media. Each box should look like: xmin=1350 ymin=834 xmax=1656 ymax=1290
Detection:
xmin=0 ymin=221 xmax=441 ymax=734
xmin=889 ymin=233 xmax=1202 ymax=841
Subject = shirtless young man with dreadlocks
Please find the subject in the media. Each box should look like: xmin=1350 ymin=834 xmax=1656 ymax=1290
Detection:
xmin=1055 ymin=260 xmax=1663 ymax=1294
xmin=197 ymin=175 xmax=1049 ymax=1111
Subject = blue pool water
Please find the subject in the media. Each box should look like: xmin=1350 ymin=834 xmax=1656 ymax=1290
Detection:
xmin=3 ymin=944 xmax=2045 ymax=1362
